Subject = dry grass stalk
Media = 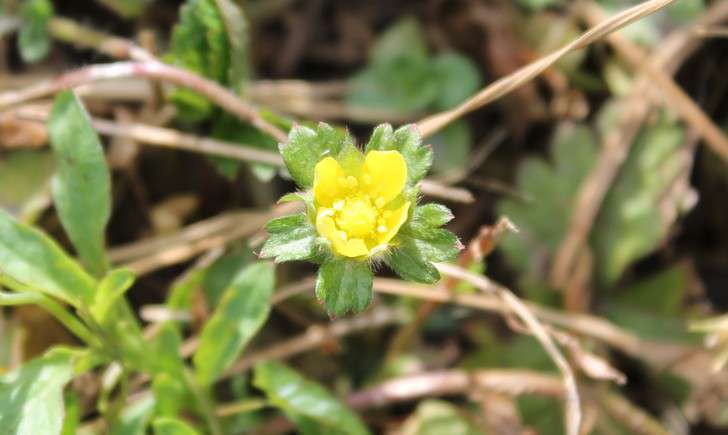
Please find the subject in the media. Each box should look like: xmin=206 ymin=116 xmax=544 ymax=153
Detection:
xmin=416 ymin=0 xmax=678 ymax=138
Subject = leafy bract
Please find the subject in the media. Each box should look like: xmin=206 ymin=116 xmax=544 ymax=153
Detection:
xmin=0 ymin=348 xmax=76 ymax=435
xmin=194 ymin=262 xmax=275 ymax=385
xmin=253 ymin=361 xmax=370 ymax=435
xmin=315 ymin=259 xmax=373 ymax=317
xmin=260 ymin=214 xmax=318 ymax=263
xmin=48 ymin=91 xmax=112 ymax=277
xmin=281 ymin=123 xmax=354 ymax=188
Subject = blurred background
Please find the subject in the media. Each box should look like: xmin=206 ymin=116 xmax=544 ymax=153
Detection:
xmin=2 ymin=0 xmax=728 ymax=434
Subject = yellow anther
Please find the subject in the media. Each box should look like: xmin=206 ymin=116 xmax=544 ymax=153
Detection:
xmin=337 ymin=231 xmax=348 ymax=241
xmin=333 ymin=200 xmax=345 ymax=211
xmin=377 ymin=225 xmax=388 ymax=233
xmin=346 ymin=176 xmax=358 ymax=188
xmin=375 ymin=197 xmax=386 ymax=208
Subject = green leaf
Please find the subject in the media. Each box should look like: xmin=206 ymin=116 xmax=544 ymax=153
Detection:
xmin=167 ymin=0 xmax=229 ymax=121
xmin=592 ymin=115 xmax=688 ymax=284
xmin=497 ymin=124 xmax=598 ymax=280
xmin=0 ymin=348 xmax=75 ymax=435
xmin=429 ymin=120 xmax=472 ymax=174
xmin=48 ymin=91 xmax=112 ymax=277
xmin=110 ymin=394 xmax=155 ymax=435
xmin=91 ymin=268 xmax=135 ymax=322
xmin=260 ymin=214 xmax=318 ymax=263
xmin=60 ymin=391 xmax=81 ymax=435
xmin=385 ymin=240 xmax=440 ymax=284
xmin=193 ymin=262 xmax=275 ymax=385
xmin=409 ymin=203 xmax=454 ymax=228
xmin=365 ymin=124 xmax=432 ymax=185
xmin=18 ymin=0 xmax=53 ymax=63
xmin=0 ymin=210 xmax=96 ymax=306
xmin=213 ymin=0 xmax=251 ymax=92
xmin=0 ymin=150 xmax=55 ymax=220
xmin=282 ymin=123 xmax=353 ymax=188
xmin=398 ymin=230 xmax=461 ymax=263
xmin=370 ymin=17 xmax=427 ymax=65
xmin=152 ymin=374 xmax=186 ymax=419
xmin=399 ymin=400 xmax=483 ymax=435
xmin=202 ymin=250 xmax=252 ymax=308
xmin=253 ymin=361 xmax=370 ymax=435
xmin=210 ymin=115 xmax=278 ymax=181
xmin=315 ymin=259 xmax=373 ymax=317
xmin=615 ymin=264 xmax=688 ymax=315
xmin=431 ymin=53 xmax=482 ymax=110
xmin=152 ymin=417 xmax=201 ymax=435
xmin=95 ymin=0 xmax=150 ymax=18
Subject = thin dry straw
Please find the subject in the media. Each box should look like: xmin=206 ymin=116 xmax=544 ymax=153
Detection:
xmin=416 ymin=0 xmax=678 ymax=138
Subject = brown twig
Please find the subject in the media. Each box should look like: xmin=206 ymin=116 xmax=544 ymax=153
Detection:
xmin=0 ymin=61 xmax=288 ymax=143
xmin=434 ymin=262 xmax=582 ymax=435
xmin=416 ymin=0 xmax=678 ymax=138
xmin=551 ymin=1 xmax=728 ymax=288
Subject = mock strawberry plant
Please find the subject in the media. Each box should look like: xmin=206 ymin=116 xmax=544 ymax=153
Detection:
xmin=261 ymin=122 xmax=462 ymax=316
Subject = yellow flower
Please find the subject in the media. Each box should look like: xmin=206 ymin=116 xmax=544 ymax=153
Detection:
xmin=313 ymin=150 xmax=410 ymax=258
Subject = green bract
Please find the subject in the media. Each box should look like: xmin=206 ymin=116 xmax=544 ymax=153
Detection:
xmin=261 ymin=122 xmax=461 ymax=317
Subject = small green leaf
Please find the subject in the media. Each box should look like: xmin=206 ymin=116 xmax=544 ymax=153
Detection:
xmin=278 ymin=192 xmax=308 ymax=204
xmin=152 ymin=417 xmax=201 ymax=435
xmin=370 ymin=17 xmax=427 ymax=65
xmin=95 ymin=0 xmax=150 ymax=18
xmin=202 ymin=250 xmax=251 ymax=308
xmin=282 ymin=123 xmax=353 ymax=188
xmin=0 ymin=150 xmax=55 ymax=220
xmin=253 ymin=361 xmax=370 ymax=435
xmin=385 ymin=240 xmax=440 ymax=284
xmin=398 ymin=230 xmax=461 ymax=263
xmin=91 ymin=268 xmax=135 ymax=322
xmin=193 ymin=262 xmax=275 ymax=385
xmin=152 ymin=374 xmax=186 ymax=419
xmin=365 ymin=124 xmax=432 ymax=185
xmin=150 ymin=324 xmax=188 ymax=417
xmin=431 ymin=53 xmax=482 ymax=110
xmin=0 ymin=210 xmax=96 ymax=306
xmin=61 ymin=391 xmax=81 ymax=435
xmin=315 ymin=259 xmax=373 ymax=317
xmin=18 ymin=0 xmax=53 ymax=63
xmin=167 ymin=0 xmax=229 ymax=121
xmin=213 ymin=0 xmax=251 ymax=92
xmin=0 ymin=348 xmax=76 ymax=435
xmin=409 ymin=203 xmax=454 ymax=228
xmin=260 ymin=215 xmax=317 ymax=263
xmin=110 ymin=394 xmax=155 ymax=435
xmin=48 ymin=91 xmax=112 ymax=277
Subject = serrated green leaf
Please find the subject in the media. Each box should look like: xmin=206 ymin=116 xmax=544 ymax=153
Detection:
xmin=213 ymin=0 xmax=251 ymax=92
xmin=282 ymin=123 xmax=353 ymax=188
xmin=18 ymin=0 xmax=53 ymax=63
xmin=48 ymin=91 xmax=112 ymax=278
xmin=364 ymin=124 xmax=393 ymax=151
xmin=0 ymin=210 xmax=96 ymax=306
xmin=0 ymin=348 xmax=75 ymax=435
xmin=398 ymin=230 xmax=461 ymax=263
xmin=253 ymin=361 xmax=370 ymax=435
xmin=315 ymin=259 xmax=373 ymax=317
xmin=91 ymin=268 xmax=135 ymax=322
xmin=431 ymin=53 xmax=482 ymax=110
xmin=260 ymin=215 xmax=318 ymax=263
xmin=194 ymin=262 xmax=275 ymax=385
xmin=497 ymin=124 xmax=598 ymax=279
xmin=409 ymin=203 xmax=454 ymax=228
xmin=167 ymin=0 xmax=229 ymax=121
xmin=429 ymin=120 xmax=472 ymax=174
xmin=592 ymin=116 xmax=687 ymax=284
xmin=385 ymin=240 xmax=440 ymax=284
xmin=152 ymin=417 xmax=201 ymax=435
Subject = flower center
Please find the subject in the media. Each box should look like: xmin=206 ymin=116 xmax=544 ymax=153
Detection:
xmin=335 ymin=197 xmax=378 ymax=239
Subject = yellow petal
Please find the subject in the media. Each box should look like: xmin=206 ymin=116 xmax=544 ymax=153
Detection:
xmin=362 ymin=150 xmax=407 ymax=204
xmin=313 ymin=157 xmax=345 ymax=207
xmin=316 ymin=210 xmax=369 ymax=258
xmin=378 ymin=201 xmax=411 ymax=245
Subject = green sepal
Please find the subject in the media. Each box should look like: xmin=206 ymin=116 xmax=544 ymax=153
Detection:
xmin=281 ymin=123 xmax=354 ymax=189
xmin=315 ymin=258 xmax=373 ymax=317
xmin=385 ymin=240 xmax=440 ymax=284
xmin=260 ymin=214 xmax=317 ymax=263
xmin=365 ymin=124 xmax=432 ymax=185
xmin=408 ymin=203 xmax=454 ymax=229
xmin=277 ymin=192 xmax=308 ymax=204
